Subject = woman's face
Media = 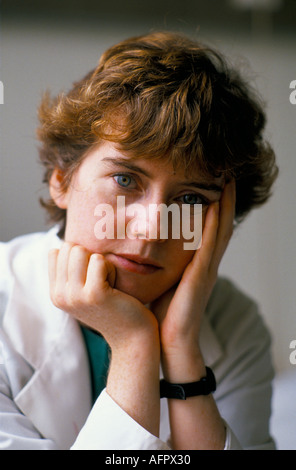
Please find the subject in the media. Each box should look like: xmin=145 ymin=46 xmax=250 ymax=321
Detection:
xmin=50 ymin=141 xmax=224 ymax=304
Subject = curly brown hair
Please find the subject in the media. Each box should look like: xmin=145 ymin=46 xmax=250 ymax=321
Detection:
xmin=37 ymin=31 xmax=278 ymax=232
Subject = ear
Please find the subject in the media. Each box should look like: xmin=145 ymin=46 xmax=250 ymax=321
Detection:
xmin=49 ymin=168 xmax=69 ymax=209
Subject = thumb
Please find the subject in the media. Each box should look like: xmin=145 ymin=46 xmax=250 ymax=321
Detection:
xmin=104 ymin=258 xmax=117 ymax=288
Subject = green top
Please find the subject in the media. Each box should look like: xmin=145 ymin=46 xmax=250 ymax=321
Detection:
xmin=81 ymin=326 xmax=111 ymax=404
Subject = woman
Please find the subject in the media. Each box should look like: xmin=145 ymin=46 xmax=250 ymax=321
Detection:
xmin=0 ymin=31 xmax=278 ymax=450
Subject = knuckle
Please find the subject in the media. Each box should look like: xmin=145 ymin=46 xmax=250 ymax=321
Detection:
xmin=71 ymin=244 xmax=88 ymax=256
xmin=60 ymin=241 xmax=74 ymax=253
xmin=50 ymin=284 xmax=79 ymax=311
xmin=84 ymin=285 xmax=101 ymax=306
xmin=50 ymin=288 xmax=67 ymax=309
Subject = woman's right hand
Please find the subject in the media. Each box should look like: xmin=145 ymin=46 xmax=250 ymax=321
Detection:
xmin=48 ymin=242 xmax=158 ymax=350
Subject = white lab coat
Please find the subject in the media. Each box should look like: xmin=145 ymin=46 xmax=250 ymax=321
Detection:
xmin=0 ymin=227 xmax=275 ymax=450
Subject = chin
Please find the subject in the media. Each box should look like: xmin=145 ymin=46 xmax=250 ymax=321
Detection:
xmin=116 ymin=283 xmax=156 ymax=304
xmin=114 ymin=275 xmax=161 ymax=305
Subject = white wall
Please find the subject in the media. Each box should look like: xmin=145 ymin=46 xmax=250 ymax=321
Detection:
xmin=1 ymin=14 xmax=295 ymax=374
xmin=219 ymin=36 xmax=296 ymax=374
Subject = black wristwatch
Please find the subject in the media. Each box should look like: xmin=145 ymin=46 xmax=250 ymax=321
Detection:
xmin=159 ymin=367 xmax=216 ymax=400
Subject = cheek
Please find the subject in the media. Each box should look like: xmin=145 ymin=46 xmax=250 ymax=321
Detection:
xmin=163 ymin=239 xmax=196 ymax=286
xmin=173 ymin=247 xmax=195 ymax=275
xmin=64 ymin=187 xmax=110 ymax=244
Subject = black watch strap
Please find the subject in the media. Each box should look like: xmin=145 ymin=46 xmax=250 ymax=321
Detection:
xmin=160 ymin=367 xmax=216 ymax=400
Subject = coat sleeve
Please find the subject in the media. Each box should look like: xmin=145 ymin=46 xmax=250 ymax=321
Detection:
xmin=208 ymin=278 xmax=276 ymax=450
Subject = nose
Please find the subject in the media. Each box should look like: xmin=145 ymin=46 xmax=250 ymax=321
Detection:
xmin=125 ymin=201 xmax=169 ymax=242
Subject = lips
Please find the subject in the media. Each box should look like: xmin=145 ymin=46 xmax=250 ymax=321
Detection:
xmin=110 ymin=253 xmax=162 ymax=275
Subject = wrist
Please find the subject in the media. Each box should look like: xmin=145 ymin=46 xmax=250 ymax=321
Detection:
xmin=107 ymin=325 xmax=161 ymax=396
xmin=161 ymin=344 xmax=206 ymax=383
xmin=111 ymin=324 xmax=160 ymax=361
xmin=107 ymin=310 xmax=159 ymax=353
xmin=106 ymin=325 xmax=161 ymax=437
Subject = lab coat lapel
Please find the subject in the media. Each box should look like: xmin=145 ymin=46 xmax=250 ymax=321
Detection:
xmin=4 ymin=285 xmax=92 ymax=449
xmin=2 ymin=228 xmax=92 ymax=449
xmin=14 ymin=313 xmax=92 ymax=449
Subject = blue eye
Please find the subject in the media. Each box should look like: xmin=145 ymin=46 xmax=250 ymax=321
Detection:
xmin=182 ymin=194 xmax=201 ymax=205
xmin=114 ymin=174 xmax=132 ymax=188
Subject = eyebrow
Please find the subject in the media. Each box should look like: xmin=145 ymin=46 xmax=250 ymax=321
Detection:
xmin=181 ymin=181 xmax=224 ymax=193
xmin=102 ymin=157 xmax=151 ymax=178
xmin=101 ymin=157 xmax=224 ymax=193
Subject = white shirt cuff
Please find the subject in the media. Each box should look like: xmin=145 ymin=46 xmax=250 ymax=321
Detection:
xmin=71 ymin=388 xmax=170 ymax=450
xmin=223 ymin=421 xmax=242 ymax=450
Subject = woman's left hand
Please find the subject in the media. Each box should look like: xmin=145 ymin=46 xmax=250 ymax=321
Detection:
xmin=151 ymin=180 xmax=236 ymax=379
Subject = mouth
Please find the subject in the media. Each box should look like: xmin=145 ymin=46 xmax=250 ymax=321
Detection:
xmin=109 ymin=253 xmax=162 ymax=275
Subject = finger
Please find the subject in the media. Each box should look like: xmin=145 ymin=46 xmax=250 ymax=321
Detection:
xmin=85 ymin=253 xmax=116 ymax=295
xmin=191 ymin=201 xmax=219 ymax=272
xmin=181 ymin=202 xmax=219 ymax=287
xmin=211 ymin=180 xmax=236 ymax=270
xmin=48 ymin=248 xmax=59 ymax=290
xmin=55 ymin=242 xmax=74 ymax=286
xmin=67 ymin=245 xmax=90 ymax=287
xmin=201 ymin=201 xmax=220 ymax=259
